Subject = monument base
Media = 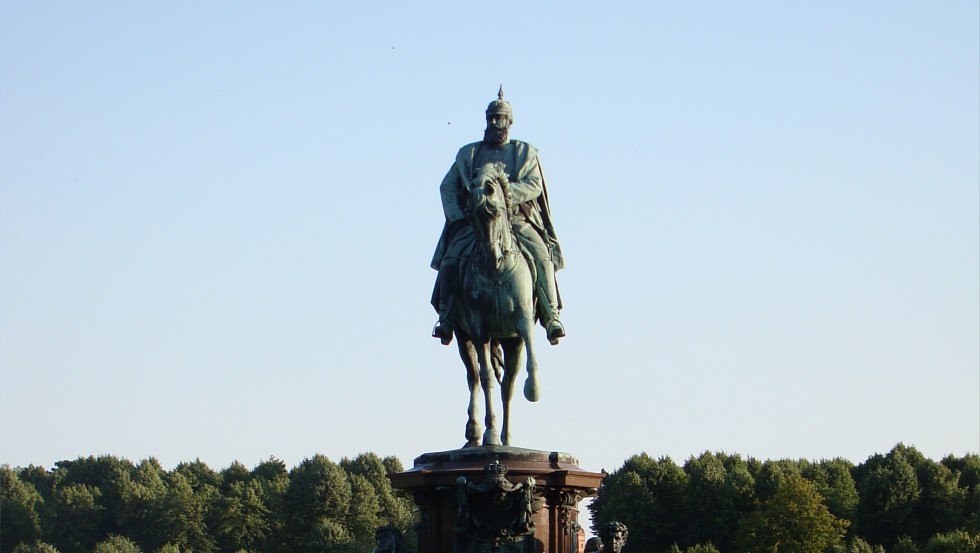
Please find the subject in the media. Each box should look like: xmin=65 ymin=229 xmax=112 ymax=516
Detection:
xmin=390 ymin=446 xmax=604 ymax=553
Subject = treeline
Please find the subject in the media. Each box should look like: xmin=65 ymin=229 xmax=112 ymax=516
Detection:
xmin=1 ymin=453 xmax=414 ymax=553
xmin=589 ymin=444 xmax=979 ymax=553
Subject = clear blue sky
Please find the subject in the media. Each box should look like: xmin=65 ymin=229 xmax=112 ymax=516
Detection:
xmin=2 ymin=1 xmax=977 ymax=484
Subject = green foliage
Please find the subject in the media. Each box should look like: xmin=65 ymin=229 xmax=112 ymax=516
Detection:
xmin=173 ymin=459 xmax=220 ymax=491
xmin=920 ymin=530 xmax=980 ymax=553
xmin=893 ymin=536 xmax=921 ymax=553
xmin=833 ymin=537 xmax=886 ymax=553
xmin=216 ymin=480 xmax=273 ymax=552
xmin=589 ymin=453 xmax=687 ymax=552
xmin=801 ymin=458 xmax=859 ymax=523
xmin=853 ymin=444 xmax=974 ymax=546
xmin=735 ymin=471 xmax=847 ymax=553
xmin=916 ymin=460 xmax=968 ymax=538
xmin=685 ymin=544 xmax=721 ymax=553
xmin=942 ymin=454 xmax=980 ymax=533
xmin=854 ymin=444 xmax=925 ymax=546
xmin=10 ymin=543 xmax=60 ymax=553
xmin=9 ymin=446 xmax=978 ymax=553
xmin=683 ymin=452 xmax=756 ymax=552
xmin=1 ymin=465 xmax=44 ymax=553
xmin=92 ymin=535 xmax=142 ymax=553
xmin=285 ymin=455 xmax=354 ymax=552
xmin=42 ymin=483 xmax=105 ymax=553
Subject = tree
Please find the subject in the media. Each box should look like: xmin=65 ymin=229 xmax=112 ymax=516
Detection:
xmin=156 ymin=472 xmax=216 ymax=553
xmin=345 ymin=474 xmax=382 ymax=551
xmin=832 ymin=537 xmax=886 ymax=553
xmin=340 ymin=453 xmax=414 ymax=537
xmin=683 ymin=452 xmax=756 ymax=552
xmin=801 ymin=458 xmax=859 ymax=523
xmin=285 ymin=455 xmax=353 ymax=552
xmin=51 ymin=456 xmax=135 ymax=539
xmin=250 ymin=458 xmax=290 ymax=552
xmin=11 ymin=543 xmax=60 ymax=553
xmin=42 ymin=483 xmax=105 ymax=553
xmin=216 ymin=480 xmax=272 ymax=552
xmin=919 ymin=530 xmax=980 ymax=553
xmin=173 ymin=459 xmax=220 ymax=491
xmin=590 ymin=453 xmax=687 ymax=552
xmin=942 ymin=454 xmax=980 ymax=534
xmin=915 ymin=459 xmax=968 ymax=539
xmin=667 ymin=544 xmax=722 ymax=553
xmin=735 ymin=471 xmax=847 ymax=553
xmin=117 ymin=458 xmax=167 ymax=551
xmin=853 ymin=444 xmax=922 ymax=547
xmin=92 ymin=535 xmax=142 ymax=553
xmin=1 ymin=466 xmax=44 ymax=553
xmin=220 ymin=462 xmax=251 ymax=494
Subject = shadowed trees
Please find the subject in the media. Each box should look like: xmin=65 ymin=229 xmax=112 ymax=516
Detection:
xmin=590 ymin=445 xmax=978 ymax=553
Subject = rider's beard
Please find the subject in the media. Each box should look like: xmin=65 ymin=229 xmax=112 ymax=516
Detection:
xmin=483 ymin=126 xmax=509 ymax=148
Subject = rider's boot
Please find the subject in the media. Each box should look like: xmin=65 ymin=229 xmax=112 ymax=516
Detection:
xmin=534 ymin=259 xmax=565 ymax=345
xmin=432 ymin=261 xmax=458 ymax=345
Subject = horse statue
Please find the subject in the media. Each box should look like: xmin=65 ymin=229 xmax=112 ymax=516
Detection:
xmin=451 ymin=161 xmax=540 ymax=448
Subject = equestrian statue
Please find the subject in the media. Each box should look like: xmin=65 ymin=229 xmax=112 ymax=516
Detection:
xmin=430 ymin=87 xmax=565 ymax=447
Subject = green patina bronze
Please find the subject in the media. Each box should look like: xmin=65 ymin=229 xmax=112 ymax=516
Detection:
xmin=428 ymin=87 xmax=566 ymax=448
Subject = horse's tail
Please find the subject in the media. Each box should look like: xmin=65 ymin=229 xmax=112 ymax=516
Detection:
xmin=491 ymin=340 xmax=504 ymax=384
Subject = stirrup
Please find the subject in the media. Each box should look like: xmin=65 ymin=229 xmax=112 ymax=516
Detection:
xmin=546 ymin=320 xmax=565 ymax=345
xmin=432 ymin=321 xmax=454 ymax=346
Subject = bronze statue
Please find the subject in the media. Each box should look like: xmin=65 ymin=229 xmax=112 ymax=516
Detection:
xmin=431 ymin=86 xmax=565 ymax=346
xmin=429 ymin=88 xmax=565 ymax=447
xmin=597 ymin=522 xmax=628 ymax=553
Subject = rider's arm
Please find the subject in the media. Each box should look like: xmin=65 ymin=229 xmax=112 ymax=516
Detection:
xmin=505 ymin=155 xmax=543 ymax=205
xmin=439 ymin=164 xmax=466 ymax=222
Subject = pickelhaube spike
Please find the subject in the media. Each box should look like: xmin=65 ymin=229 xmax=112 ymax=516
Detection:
xmin=486 ymin=84 xmax=513 ymax=118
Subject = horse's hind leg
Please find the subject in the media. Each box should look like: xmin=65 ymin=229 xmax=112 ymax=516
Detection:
xmin=499 ymin=338 xmax=524 ymax=445
xmin=518 ymin=317 xmax=541 ymax=402
xmin=457 ymin=337 xmax=482 ymax=448
xmin=476 ymin=341 xmax=501 ymax=446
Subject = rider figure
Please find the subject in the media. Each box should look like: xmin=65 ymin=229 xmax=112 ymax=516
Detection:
xmin=431 ymin=87 xmax=565 ymax=345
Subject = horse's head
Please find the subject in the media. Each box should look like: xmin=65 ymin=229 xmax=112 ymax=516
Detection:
xmin=468 ymin=162 xmax=510 ymax=219
xmin=468 ymin=162 xmax=514 ymax=266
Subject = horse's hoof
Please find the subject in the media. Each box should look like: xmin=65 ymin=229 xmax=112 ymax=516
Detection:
xmin=462 ymin=440 xmax=480 ymax=449
xmin=483 ymin=430 xmax=502 ymax=446
xmin=524 ymin=378 xmax=541 ymax=402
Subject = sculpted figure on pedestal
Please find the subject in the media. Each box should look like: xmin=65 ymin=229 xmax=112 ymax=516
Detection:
xmin=598 ymin=522 xmax=628 ymax=553
xmin=431 ymin=86 xmax=565 ymax=346
xmin=429 ymin=88 xmax=566 ymax=447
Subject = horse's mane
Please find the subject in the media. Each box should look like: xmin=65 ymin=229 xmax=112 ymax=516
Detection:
xmin=472 ymin=162 xmax=516 ymax=265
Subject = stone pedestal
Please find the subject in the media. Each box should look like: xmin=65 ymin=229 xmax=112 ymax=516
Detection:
xmin=390 ymin=446 xmax=604 ymax=553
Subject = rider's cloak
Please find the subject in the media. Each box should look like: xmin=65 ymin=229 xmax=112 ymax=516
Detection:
xmin=429 ymin=139 xmax=564 ymax=271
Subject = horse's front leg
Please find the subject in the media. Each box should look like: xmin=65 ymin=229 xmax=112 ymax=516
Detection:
xmin=499 ymin=338 xmax=524 ymax=446
xmin=457 ymin=337 xmax=482 ymax=448
xmin=518 ymin=317 xmax=541 ymax=402
xmin=475 ymin=340 xmax=501 ymax=446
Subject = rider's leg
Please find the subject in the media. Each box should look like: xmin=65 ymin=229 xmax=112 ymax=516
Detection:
xmin=534 ymin=258 xmax=565 ymax=345
xmin=433 ymin=258 xmax=459 ymax=345
xmin=512 ymin=222 xmax=565 ymax=344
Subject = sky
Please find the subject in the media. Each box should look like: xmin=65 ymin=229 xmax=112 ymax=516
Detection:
xmin=1 ymin=0 xmax=978 ymax=495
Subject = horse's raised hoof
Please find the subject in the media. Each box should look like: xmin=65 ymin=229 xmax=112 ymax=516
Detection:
xmin=524 ymin=377 xmax=541 ymax=402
